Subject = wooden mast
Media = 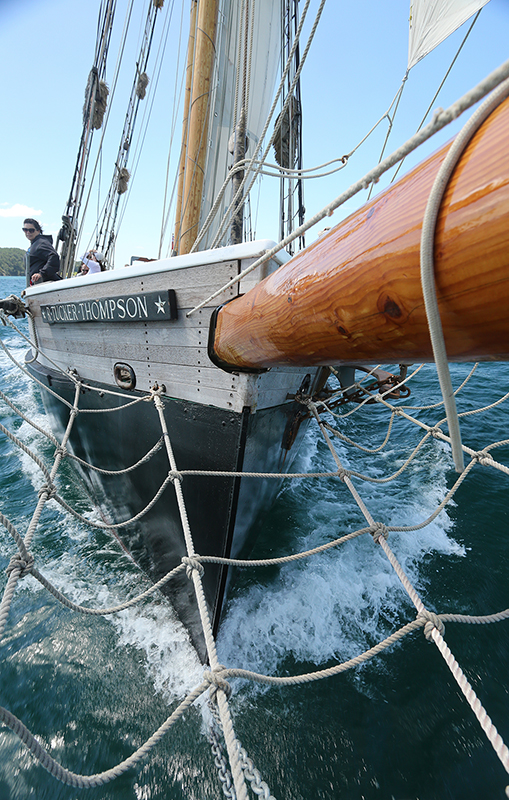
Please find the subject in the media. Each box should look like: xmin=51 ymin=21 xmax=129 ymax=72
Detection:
xmin=211 ymin=95 xmax=509 ymax=369
xmin=174 ymin=0 xmax=219 ymax=255
xmin=173 ymin=0 xmax=198 ymax=255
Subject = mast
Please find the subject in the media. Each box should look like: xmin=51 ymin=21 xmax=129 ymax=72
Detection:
xmin=173 ymin=0 xmax=198 ymax=255
xmin=174 ymin=0 xmax=219 ymax=255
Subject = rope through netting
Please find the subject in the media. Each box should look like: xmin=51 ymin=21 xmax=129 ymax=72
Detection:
xmin=0 ymin=305 xmax=509 ymax=795
xmin=0 ymin=350 xmax=508 ymax=796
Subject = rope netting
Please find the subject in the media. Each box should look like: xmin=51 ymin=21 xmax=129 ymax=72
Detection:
xmin=0 ymin=309 xmax=508 ymax=797
xmin=2 ymin=68 xmax=509 ymax=797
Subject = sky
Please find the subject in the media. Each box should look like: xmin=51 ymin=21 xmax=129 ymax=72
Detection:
xmin=1 ymin=0 xmax=508 ymax=270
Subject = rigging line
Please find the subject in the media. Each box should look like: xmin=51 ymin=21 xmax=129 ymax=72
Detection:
xmin=420 ymin=76 xmax=509 ymax=472
xmin=227 ymin=157 xmax=348 ymax=180
xmin=390 ymin=9 xmax=483 ymax=185
xmin=232 ymin=1 xmax=244 ymax=129
xmin=60 ymin=0 xmax=117 ymax=276
xmin=74 ymin=1 xmax=131 ymax=255
xmin=245 ymin=0 xmax=256 ymax=113
xmin=186 ymin=153 xmax=348 ymax=238
xmin=241 ymin=0 xmax=249 ymax=109
xmin=200 ymin=0 xmax=317 ymax=250
xmin=101 ymin=14 xmax=172 ymax=260
xmin=115 ymin=0 xmax=177 ymax=243
xmin=76 ymin=0 xmax=136 ymax=255
xmin=187 ymin=56 xmax=509 ymax=315
xmin=366 ymin=77 xmax=407 ymax=200
xmin=159 ymin=0 xmax=187 ymax=258
xmin=96 ymin=2 xmax=163 ymax=256
xmin=192 ymin=0 xmax=321 ymax=253
xmin=339 ymin=73 xmax=411 ymax=167
xmin=209 ymin=0 xmax=326 ymax=250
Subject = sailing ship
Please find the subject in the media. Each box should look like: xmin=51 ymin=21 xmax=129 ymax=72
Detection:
xmin=17 ymin=0 xmax=509 ymax=663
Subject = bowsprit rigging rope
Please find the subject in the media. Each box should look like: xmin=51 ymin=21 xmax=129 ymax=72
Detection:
xmin=0 ymin=306 xmax=508 ymax=796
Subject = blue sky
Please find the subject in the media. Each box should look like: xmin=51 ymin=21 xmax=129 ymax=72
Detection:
xmin=1 ymin=0 xmax=508 ymax=269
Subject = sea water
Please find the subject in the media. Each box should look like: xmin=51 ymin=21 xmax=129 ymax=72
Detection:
xmin=0 ymin=276 xmax=508 ymax=800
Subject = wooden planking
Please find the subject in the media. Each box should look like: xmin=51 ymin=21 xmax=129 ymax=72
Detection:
xmin=36 ymin=347 xmax=238 ymax=389
xmin=27 ymin=250 xmax=324 ymax=412
xmin=27 ymin=261 xmax=239 ymax=307
xmin=35 ymin=343 xmax=323 ymax=412
xmin=36 ymin=345 xmax=245 ymax=407
xmin=213 ymin=97 xmax=509 ymax=367
xmin=33 ymin=316 xmax=210 ymax=354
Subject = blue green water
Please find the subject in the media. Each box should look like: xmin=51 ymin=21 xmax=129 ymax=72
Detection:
xmin=0 ymin=275 xmax=508 ymax=799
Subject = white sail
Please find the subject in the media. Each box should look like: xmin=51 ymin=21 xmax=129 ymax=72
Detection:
xmin=199 ymin=0 xmax=282 ymax=250
xmin=408 ymin=0 xmax=490 ymax=69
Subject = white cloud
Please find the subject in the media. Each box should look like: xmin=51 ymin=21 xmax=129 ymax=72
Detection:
xmin=0 ymin=204 xmax=42 ymax=218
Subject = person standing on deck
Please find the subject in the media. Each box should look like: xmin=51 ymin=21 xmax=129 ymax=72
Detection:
xmin=23 ymin=218 xmax=61 ymax=285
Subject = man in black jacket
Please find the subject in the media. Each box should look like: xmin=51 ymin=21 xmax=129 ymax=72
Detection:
xmin=23 ymin=218 xmax=61 ymax=284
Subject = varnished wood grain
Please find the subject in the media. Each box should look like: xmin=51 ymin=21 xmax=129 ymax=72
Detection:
xmin=213 ymin=96 xmax=509 ymax=367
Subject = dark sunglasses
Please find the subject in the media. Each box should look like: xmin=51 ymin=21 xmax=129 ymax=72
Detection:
xmin=22 ymin=227 xmax=36 ymax=233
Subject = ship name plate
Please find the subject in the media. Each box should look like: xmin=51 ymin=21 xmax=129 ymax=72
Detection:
xmin=40 ymin=290 xmax=177 ymax=325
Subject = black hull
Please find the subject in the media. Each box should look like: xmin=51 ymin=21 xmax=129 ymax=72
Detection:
xmin=27 ymin=357 xmax=311 ymax=661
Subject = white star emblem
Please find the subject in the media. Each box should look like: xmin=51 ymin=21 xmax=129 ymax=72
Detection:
xmin=155 ymin=296 xmax=166 ymax=314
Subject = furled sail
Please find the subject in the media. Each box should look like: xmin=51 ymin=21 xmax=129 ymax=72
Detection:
xmin=408 ymin=0 xmax=490 ymax=69
xmin=197 ymin=0 xmax=282 ymax=250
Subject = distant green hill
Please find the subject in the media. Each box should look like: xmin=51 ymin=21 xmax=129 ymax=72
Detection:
xmin=0 ymin=248 xmax=25 ymax=277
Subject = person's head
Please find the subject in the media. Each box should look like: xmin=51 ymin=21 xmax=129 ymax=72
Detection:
xmin=22 ymin=219 xmax=42 ymax=243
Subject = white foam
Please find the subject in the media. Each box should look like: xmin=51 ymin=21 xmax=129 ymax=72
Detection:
xmin=217 ymin=417 xmax=465 ymax=682
xmin=34 ymin=553 xmax=203 ymax=701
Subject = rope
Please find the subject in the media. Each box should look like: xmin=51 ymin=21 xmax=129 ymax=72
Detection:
xmin=191 ymin=0 xmax=324 ymax=254
xmin=152 ymin=395 xmax=250 ymax=800
xmin=420 ymin=75 xmax=509 ymax=472
xmin=1 ymin=331 xmax=509 ymax=796
xmin=2 ymin=63 xmax=509 ymax=800
xmin=187 ymin=57 xmax=509 ymax=316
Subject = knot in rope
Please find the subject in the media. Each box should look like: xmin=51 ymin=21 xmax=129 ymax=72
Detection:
xmin=38 ymin=483 xmax=56 ymax=500
xmin=169 ymin=469 xmax=182 ymax=484
xmin=54 ymin=445 xmax=67 ymax=459
xmin=182 ymin=556 xmax=204 ymax=579
xmin=418 ymin=610 xmax=445 ymax=641
xmin=204 ymin=665 xmax=232 ymax=699
xmin=429 ymin=425 xmax=443 ymax=439
xmin=336 ymin=468 xmax=349 ymax=482
xmin=0 ymin=295 xmax=27 ymax=320
xmin=7 ymin=552 xmax=34 ymax=578
xmin=370 ymin=522 xmax=389 ymax=543
xmin=474 ymin=449 xmax=494 ymax=466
